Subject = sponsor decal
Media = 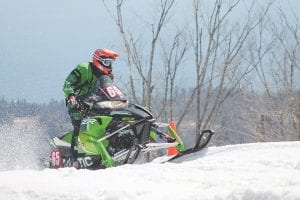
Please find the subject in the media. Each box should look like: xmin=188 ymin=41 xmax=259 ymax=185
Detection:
xmin=63 ymin=157 xmax=94 ymax=168
xmin=82 ymin=118 xmax=97 ymax=125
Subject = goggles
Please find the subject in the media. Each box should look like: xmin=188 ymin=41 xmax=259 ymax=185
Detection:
xmin=98 ymin=57 xmax=114 ymax=67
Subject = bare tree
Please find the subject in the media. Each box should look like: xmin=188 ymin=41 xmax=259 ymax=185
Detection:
xmin=252 ymin=5 xmax=300 ymax=141
xmin=102 ymin=0 xmax=176 ymax=110
xmin=159 ymin=32 xmax=189 ymax=121
xmin=190 ymin=0 xmax=272 ymax=139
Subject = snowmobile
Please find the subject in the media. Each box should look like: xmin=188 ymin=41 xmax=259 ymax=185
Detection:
xmin=43 ymin=75 xmax=214 ymax=169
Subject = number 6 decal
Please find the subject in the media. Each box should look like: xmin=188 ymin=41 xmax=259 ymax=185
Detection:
xmin=106 ymin=86 xmax=123 ymax=98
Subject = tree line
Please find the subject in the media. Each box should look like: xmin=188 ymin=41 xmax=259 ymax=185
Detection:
xmin=0 ymin=87 xmax=299 ymax=147
xmin=0 ymin=98 xmax=70 ymax=137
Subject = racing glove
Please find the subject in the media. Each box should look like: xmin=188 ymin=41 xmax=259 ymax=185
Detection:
xmin=68 ymin=95 xmax=78 ymax=106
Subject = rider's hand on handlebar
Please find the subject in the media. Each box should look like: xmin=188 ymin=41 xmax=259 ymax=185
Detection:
xmin=68 ymin=95 xmax=78 ymax=106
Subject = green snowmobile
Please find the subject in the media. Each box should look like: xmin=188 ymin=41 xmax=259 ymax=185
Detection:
xmin=44 ymin=75 xmax=214 ymax=169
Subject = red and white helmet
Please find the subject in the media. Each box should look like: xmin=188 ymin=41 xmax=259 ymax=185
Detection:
xmin=93 ymin=48 xmax=119 ymax=74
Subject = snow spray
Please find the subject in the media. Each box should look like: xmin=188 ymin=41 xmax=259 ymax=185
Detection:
xmin=0 ymin=117 xmax=50 ymax=170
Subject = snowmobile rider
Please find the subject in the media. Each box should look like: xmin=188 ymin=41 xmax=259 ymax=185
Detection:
xmin=63 ymin=48 xmax=119 ymax=164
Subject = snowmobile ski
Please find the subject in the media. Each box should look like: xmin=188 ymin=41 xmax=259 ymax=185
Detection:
xmin=142 ymin=142 xmax=179 ymax=152
xmin=165 ymin=129 xmax=215 ymax=162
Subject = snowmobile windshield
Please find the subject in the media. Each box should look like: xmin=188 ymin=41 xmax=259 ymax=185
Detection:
xmin=81 ymin=75 xmax=128 ymax=111
xmin=97 ymin=75 xmax=126 ymax=101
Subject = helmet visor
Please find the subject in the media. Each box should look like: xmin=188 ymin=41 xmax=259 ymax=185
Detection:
xmin=99 ymin=57 xmax=114 ymax=67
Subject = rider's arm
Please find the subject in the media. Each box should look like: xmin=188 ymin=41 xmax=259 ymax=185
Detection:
xmin=63 ymin=64 xmax=88 ymax=99
xmin=63 ymin=68 xmax=80 ymax=98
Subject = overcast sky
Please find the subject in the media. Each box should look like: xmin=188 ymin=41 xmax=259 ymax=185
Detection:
xmin=0 ymin=0 xmax=118 ymax=102
xmin=0 ymin=0 xmax=299 ymax=103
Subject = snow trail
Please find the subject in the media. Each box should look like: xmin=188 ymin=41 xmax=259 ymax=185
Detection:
xmin=0 ymin=141 xmax=300 ymax=200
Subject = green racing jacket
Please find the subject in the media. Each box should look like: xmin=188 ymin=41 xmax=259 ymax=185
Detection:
xmin=63 ymin=62 xmax=99 ymax=99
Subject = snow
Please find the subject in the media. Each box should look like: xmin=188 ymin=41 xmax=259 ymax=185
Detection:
xmin=1 ymin=141 xmax=300 ymax=200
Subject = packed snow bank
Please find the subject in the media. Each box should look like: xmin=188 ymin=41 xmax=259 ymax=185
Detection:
xmin=0 ymin=141 xmax=300 ymax=200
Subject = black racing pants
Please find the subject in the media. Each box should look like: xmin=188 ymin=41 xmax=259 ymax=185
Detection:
xmin=70 ymin=120 xmax=81 ymax=160
xmin=67 ymin=103 xmax=83 ymax=161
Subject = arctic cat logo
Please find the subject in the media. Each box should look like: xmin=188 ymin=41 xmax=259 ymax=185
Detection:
xmin=82 ymin=118 xmax=97 ymax=125
xmin=63 ymin=157 xmax=94 ymax=168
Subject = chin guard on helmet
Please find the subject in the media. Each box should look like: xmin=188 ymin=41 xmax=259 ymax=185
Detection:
xmin=93 ymin=48 xmax=119 ymax=75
